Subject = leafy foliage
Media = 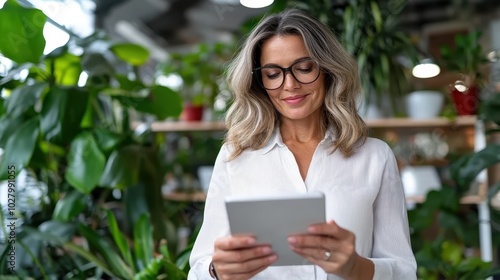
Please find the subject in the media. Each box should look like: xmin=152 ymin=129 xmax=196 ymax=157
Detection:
xmin=0 ymin=1 xmax=188 ymax=278
xmin=440 ymin=31 xmax=489 ymax=84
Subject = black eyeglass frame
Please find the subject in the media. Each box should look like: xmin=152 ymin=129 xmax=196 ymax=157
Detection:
xmin=252 ymin=58 xmax=321 ymax=90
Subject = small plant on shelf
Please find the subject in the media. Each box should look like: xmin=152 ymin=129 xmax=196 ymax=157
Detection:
xmin=158 ymin=42 xmax=235 ymax=121
xmin=440 ymin=31 xmax=490 ymax=115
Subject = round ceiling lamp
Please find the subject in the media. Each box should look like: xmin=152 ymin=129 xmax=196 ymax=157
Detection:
xmin=240 ymin=0 xmax=274 ymax=8
xmin=411 ymin=58 xmax=441 ymax=79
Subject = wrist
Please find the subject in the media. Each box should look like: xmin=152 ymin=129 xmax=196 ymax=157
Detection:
xmin=346 ymin=255 xmax=374 ymax=280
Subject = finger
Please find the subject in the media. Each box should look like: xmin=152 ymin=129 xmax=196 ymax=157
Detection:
xmin=213 ymin=245 xmax=273 ymax=264
xmin=287 ymin=234 xmax=339 ymax=250
xmin=221 ymin=259 xmax=274 ymax=280
xmin=308 ymin=220 xmax=350 ymax=240
xmin=290 ymin=246 xmax=345 ymax=263
xmin=215 ymin=235 xmax=257 ymax=250
xmin=216 ymin=254 xmax=278 ymax=275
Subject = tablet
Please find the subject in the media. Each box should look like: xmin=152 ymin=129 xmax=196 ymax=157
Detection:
xmin=225 ymin=192 xmax=326 ymax=266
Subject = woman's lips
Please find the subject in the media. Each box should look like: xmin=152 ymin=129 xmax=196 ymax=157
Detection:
xmin=282 ymin=95 xmax=307 ymax=104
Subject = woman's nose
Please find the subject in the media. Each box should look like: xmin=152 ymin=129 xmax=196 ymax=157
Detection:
xmin=282 ymin=71 xmax=300 ymax=90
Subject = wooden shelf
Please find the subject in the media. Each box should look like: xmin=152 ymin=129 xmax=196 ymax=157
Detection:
xmin=164 ymin=185 xmax=486 ymax=205
xmin=132 ymin=121 xmax=226 ymax=132
xmin=366 ymin=115 xmax=476 ymax=128
xmin=163 ymin=192 xmax=207 ymax=202
xmin=133 ymin=116 xmax=477 ymax=132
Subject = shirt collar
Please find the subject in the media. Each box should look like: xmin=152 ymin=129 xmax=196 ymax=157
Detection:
xmin=261 ymin=124 xmax=335 ymax=155
xmin=262 ymin=127 xmax=285 ymax=154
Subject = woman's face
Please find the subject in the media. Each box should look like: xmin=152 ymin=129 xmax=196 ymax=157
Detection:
xmin=259 ymin=35 xmax=326 ymax=123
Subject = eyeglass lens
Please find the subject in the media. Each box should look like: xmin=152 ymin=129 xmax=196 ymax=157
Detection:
xmin=257 ymin=60 xmax=320 ymax=90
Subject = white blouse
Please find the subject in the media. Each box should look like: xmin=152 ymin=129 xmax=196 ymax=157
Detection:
xmin=188 ymin=128 xmax=417 ymax=280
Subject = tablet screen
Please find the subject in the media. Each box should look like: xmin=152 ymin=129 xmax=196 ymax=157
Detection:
xmin=225 ymin=192 xmax=326 ymax=266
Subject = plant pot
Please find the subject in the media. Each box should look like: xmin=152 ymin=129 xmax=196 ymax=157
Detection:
xmin=405 ymin=90 xmax=444 ymax=119
xmin=451 ymin=85 xmax=480 ymax=115
xmin=180 ymin=104 xmax=204 ymax=121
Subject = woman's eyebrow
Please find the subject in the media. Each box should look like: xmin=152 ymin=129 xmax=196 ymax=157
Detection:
xmin=260 ymin=56 xmax=312 ymax=68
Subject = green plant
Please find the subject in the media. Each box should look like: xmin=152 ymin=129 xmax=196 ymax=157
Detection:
xmin=440 ymin=31 xmax=489 ymax=86
xmin=159 ymin=42 xmax=234 ymax=109
xmin=0 ymin=0 xmax=187 ymax=278
xmin=409 ymin=92 xmax=500 ymax=279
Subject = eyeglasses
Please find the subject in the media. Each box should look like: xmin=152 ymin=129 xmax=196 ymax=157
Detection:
xmin=252 ymin=58 xmax=320 ymax=90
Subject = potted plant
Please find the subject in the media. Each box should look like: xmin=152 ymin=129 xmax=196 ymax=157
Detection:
xmin=159 ymin=42 xmax=234 ymax=121
xmin=440 ymin=31 xmax=489 ymax=115
xmin=0 ymin=0 xmax=188 ymax=278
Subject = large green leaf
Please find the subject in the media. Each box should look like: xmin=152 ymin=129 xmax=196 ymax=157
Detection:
xmin=106 ymin=210 xmax=135 ymax=273
xmin=0 ymin=115 xmax=23 ymax=147
xmin=45 ymin=52 xmax=82 ymax=86
xmin=99 ymin=145 xmax=141 ymax=188
xmin=133 ymin=86 xmax=182 ymax=119
xmin=0 ymin=97 xmax=4 ymax=117
xmin=77 ymin=223 xmax=134 ymax=279
xmin=5 ymin=82 xmax=47 ymax=117
xmin=52 ymin=190 xmax=87 ymax=222
xmin=110 ymin=43 xmax=150 ymax=66
xmin=451 ymin=144 xmax=500 ymax=188
xmin=0 ymin=117 xmax=39 ymax=179
xmin=134 ymin=213 xmax=153 ymax=271
xmin=65 ymin=132 xmax=106 ymax=193
xmin=40 ymin=86 xmax=89 ymax=143
xmin=0 ymin=0 xmax=46 ymax=63
xmin=93 ymin=128 xmax=122 ymax=153
xmin=38 ymin=220 xmax=76 ymax=245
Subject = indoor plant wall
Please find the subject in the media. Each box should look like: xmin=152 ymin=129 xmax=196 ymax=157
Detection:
xmin=0 ymin=0 xmax=188 ymax=278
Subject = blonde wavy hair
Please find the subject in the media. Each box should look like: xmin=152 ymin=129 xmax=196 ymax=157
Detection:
xmin=224 ymin=8 xmax=367 ymax=160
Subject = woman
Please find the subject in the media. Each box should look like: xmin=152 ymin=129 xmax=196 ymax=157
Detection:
xmin=188 ymin=8 xmax=416 ymax=280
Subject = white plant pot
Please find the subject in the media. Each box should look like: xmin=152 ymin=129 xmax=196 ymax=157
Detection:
xmin=405 ymin=90 xmax=444 ymax=119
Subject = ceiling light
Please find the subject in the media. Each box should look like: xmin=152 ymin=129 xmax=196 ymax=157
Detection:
xmin=240 ymin=0 xmax=273 ymax=8
xmin=412 ymin=58 xmax=441 ymax=79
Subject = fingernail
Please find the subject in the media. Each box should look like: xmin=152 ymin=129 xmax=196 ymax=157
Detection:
xmin=287 ymin=237 xmax=296 ymax=244
xmin=247 ymin=238 xmax=256 ymax=245
xmin=269 ymin=255 xmax=278 ymax=262
xmin=262 ymin=247 xmax=271 ymax=254
xmin=308 ymin=226 xmax=318 ymax=232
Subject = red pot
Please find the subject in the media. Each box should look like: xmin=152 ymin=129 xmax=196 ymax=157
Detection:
xmin=180 ymin=104 xmax=204 ymax=121
xmin=451 ymin=85 xmax=480 ymax=115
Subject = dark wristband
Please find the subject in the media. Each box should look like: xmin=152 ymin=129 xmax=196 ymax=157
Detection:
xmin=209 ymin=261 xmax=219 ymax=279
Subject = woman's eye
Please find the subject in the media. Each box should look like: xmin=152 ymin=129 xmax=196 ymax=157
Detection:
xmin=296 ymin=67 xmax=312 ymax=73
xmin=263 ymin=69 xmax=281 ymax=79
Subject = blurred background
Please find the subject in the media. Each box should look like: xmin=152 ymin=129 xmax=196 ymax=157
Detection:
xmin=1 ymin=0 xmax=500 ymax=279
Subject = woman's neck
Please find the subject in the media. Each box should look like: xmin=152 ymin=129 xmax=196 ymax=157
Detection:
xmin=280 ymin=118 xmax=325 ymax=144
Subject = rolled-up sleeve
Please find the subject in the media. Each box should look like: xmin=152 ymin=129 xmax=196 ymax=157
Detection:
xmin=188 ymin=145 xmax=231 ymax=280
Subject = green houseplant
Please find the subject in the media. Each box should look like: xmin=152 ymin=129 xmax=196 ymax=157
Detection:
xmin=440 ymin=31 xmax=490 ymax=115
xmin=159 ymin=42 xmax=234 ymax=121
xmin=0 ymin=0 xmax=189 ymax=278
xmin=408 ymin=91 xmax=500 ymax=279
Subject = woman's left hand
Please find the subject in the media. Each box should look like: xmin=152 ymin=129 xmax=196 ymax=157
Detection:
xmin=287 ymin=220 xmax=372 ymax=279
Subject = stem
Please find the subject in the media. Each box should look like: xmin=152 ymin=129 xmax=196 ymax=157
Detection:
xmin=18 ymin=239 xmax=49 ymax=280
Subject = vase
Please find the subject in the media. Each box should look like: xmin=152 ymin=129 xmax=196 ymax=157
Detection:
xmin=405 ymin=90 xmax=444 ymax=119
xmin=180 ymin=104 xmax=204 ymax=121
xmin=451 ymin=85 xmax=480 ymax=115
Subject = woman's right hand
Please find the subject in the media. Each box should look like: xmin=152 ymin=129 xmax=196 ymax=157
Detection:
xmin=211 ymin=235 xmax=277 ymax=280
